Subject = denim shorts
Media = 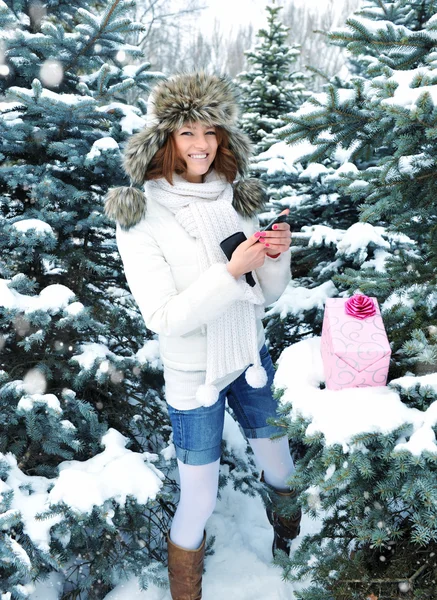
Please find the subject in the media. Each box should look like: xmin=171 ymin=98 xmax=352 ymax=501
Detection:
xmin=167 ymin=343 xmax=283 ymax=465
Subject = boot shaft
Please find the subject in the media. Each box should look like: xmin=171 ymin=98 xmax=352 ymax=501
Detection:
xmin=167 ymin=531 xmax=206 ymax=600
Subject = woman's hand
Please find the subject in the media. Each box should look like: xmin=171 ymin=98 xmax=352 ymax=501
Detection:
xmin=258 ymin=208 xmax=291 ymax=257
xmin=226 ymin=232 xmax=270 ymax=279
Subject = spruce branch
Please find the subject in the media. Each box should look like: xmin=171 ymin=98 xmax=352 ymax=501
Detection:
xmin=338 ymin=560 xmax=428 ymax=584
xmin=65 ymin=0 xmax=130 ymax=73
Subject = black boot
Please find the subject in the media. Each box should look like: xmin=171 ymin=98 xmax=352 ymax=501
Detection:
xmin=261 ymin=471 xmax=302 ymax=556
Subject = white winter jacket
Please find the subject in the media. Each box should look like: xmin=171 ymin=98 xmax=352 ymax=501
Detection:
xmin=116 ymin=193 xmax=292 ymax=408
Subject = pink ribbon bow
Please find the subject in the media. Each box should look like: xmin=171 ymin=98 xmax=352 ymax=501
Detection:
xmin=344 ymin=294 xmax=376 ymax=320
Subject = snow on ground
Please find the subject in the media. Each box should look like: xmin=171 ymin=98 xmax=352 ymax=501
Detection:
xmin=96 ymin=406 xmax=323 ymax=600
xmin=101 ymin=458 xmax=319 ymax=600
xmin=98 ymin=334 xmax=437 ymax=599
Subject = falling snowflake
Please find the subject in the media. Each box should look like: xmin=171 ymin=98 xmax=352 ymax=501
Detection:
xmin=23 ymin=368 xmax=47 ymax=394
xmin=398 ymin=582 xmax=411 ymax=592
xmin=0 ymin=41 xmax=8 ymax=78
xmin=99 ymin=360 xmax=110 ymax=373
xmin=110 ymin=370 xmax=124 ymax=384
xmin=307 ymin=488 xmax=322 ymax=510
xmin=40 ymin=60 xmax=64 ymax=87
xmin=116 ymin=50 xmax=127 ymax=63
xmin=29 ymin=1 xmax=47 ymax=26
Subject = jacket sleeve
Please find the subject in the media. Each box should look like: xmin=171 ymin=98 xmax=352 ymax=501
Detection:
xmin=115 ymin=221 xmax=247 ymax=337
xmin=251 ymin=215 xmax=292 ymax=307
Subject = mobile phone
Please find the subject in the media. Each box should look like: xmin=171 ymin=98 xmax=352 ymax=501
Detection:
xmin=260 ymin=214 xmax=288 ymax=232
xmin=219 ymin=231 xmax=255 ymax=287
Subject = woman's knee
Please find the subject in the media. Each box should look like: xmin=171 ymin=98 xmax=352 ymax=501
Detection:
xmin=197 ymin=487 xmax=218 ymax=521
xmin=180 ymin=479 xmax=218 ymax=520
xmin=177 ymin=458 xmax=220 ymax=521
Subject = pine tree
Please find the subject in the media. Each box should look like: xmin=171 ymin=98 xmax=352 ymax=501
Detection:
xmin=269 ymin=1 xmax=437 ymax=598
xmin=237 ymin=3 xmax=308 ymax=153
xmin=0 ymin=2 xmax=175 ymax=597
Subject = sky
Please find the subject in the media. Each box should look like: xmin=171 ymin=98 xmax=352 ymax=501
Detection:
xmin=197 ymin=0 xmax=350 ymax=34
xmin=198 ymin=0 xmax=271 ymax=31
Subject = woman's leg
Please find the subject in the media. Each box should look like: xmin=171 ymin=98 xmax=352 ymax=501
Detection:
xmin=248 ymin=436 xmax=295 ymax=491
xmin=226 ymin=343 xmax=301 ymax=556
xmin=226 ymin=343 xmax=295 ymax=491
xmin=170 ymin=457 xmax=220 ymax=550
xmin=249 ymin=436 xmax=301 ymax=556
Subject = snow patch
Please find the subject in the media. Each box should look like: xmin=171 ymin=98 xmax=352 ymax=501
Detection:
xmin=336 ymin=222 xmax=390 ymax=262
xmin=97 ymin=102 xmax=147 ymax=134
xmin=267 ymin=280 xmax=338 ymax=320
xmin=0 ymin=280 xmax=75 ymax=314
xmin=299 ymin=162 xmax=329 ymax=181
xmin=71 ymin=343 xmax=111 ymax=370
xmin=12 ymin=219 xmax=55 ymax=235
xmin=86 ymin=137 xmax=119 ymax=161
xmin=254 ymin=140 xmax=317 ymax=174
xmin=49 ymin=429 xmax=164 ymax=513
xmin=304 ymin=224 xmax=344 ymax=248
xmin=63 ymin=302 xmax=84 ymax=316
xmin=135 ymin=339 xmax=161 ymax=370
xmin=17 ymin=393 xmax=61 ymax=413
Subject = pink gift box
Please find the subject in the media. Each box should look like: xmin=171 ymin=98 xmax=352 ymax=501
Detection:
xmin=321 ymin=296 xmax=391 ymax=390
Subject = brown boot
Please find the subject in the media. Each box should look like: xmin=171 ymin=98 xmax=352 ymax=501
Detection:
xmin=167 ymin=531 xmax=206 ymax=600
xmin=260 ymin=471 xmax=302 ymax=556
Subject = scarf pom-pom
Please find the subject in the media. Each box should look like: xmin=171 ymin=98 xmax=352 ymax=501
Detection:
xmin=196 ymin=383 xmax=220 ymax=407
xmin=245 ymin=365 xmax=268 ymax=388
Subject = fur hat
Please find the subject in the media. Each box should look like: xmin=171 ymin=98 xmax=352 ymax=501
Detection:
xmin=105 ymin=72 xmax=267 ymax=229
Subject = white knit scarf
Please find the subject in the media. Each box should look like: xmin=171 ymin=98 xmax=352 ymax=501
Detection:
xmin=145 ymin=171 xmax=267 ymax=407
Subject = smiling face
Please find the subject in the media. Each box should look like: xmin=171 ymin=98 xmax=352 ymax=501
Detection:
xmin=172 ymin=122 xmax=218 ymax=183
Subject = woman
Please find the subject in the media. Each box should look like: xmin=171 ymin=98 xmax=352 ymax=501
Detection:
xmin=105 ymin=72 xmax=301 ymax=600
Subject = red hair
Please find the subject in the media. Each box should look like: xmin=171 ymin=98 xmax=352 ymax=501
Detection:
xmin=145 ymin=126 xmax=238 ymax=184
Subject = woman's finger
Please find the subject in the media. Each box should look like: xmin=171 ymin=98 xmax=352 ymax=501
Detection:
xmin=260 ymin=231 xmax=291 ymax=244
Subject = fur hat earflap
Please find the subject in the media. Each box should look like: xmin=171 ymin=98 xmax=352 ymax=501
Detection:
xmin=232 ymin=178 xmax=268 ymax=219
xmin=124 ymin=72 xmax=253 ymax=185
xmin=104 ymin=185 xmax=146 ymax=231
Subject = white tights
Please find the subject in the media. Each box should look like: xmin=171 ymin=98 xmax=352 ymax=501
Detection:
xmin=169 ymin=436 xmax=295 ymax=550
